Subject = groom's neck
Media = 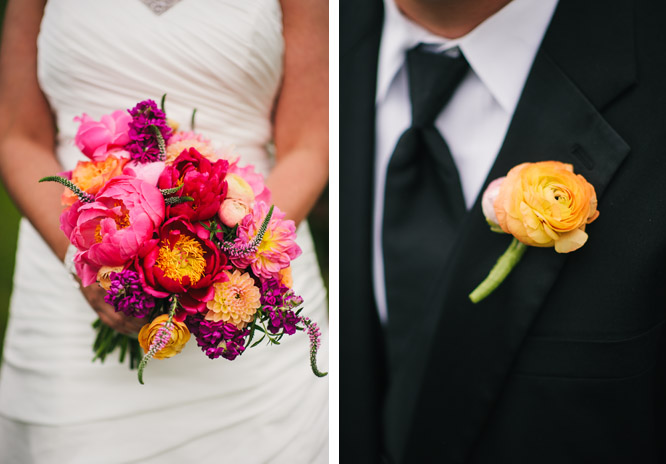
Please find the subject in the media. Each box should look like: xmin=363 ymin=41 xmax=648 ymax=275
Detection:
xmin=395 ymin=0 xmax=513 ymax=39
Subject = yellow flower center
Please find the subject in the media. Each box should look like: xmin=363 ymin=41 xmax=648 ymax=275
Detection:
xmin=257 ymin=229 xmax=275 ymax=254
xmin=155 ymin=234 xmax=206 ymax=285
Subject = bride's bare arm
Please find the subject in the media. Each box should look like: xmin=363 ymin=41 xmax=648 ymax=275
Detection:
xmin=0 ymin=0 xmax=66 ymax=259
xmin=0 ymin=0 xmax=143 ymax=334
xmin=270 ymin=0 xmax=329 ymax=225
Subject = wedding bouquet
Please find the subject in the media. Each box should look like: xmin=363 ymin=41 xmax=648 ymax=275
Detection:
xmin=41 ymin=97 xmax=326 ymax=383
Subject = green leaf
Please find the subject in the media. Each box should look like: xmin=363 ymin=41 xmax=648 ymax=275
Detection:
xmin=39 ymin=176 xmax=93 ymax=203
xmin=164 ymin=196 xmax=194 ymax=206
xmin=160 ymin=184 xmax=184 ymax=196
xmin=191 ymin=108 xmax=197 ymax=131
xmin=119 ymin=335 xmax=128 ymax=364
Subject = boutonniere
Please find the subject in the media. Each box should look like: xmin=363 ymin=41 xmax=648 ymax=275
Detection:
xmin=469 ymin=161 xmax=599 ymax=303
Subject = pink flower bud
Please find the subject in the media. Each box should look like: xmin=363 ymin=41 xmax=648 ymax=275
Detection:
xmin=482 ymin=177 xmax=505 ymax=232
xmin=218 ymin=198 xmax=251 ymax=227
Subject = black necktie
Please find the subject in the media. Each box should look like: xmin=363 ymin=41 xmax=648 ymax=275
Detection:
xmin=382 ymin=45 xmax=469 ymax=358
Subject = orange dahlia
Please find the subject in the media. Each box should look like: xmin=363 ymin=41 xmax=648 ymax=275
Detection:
xmin=205 ymin=269 xmax=261 ymax=329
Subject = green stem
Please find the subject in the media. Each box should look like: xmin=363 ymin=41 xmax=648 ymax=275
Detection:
xmin=468 ymin=238 xmax=527 ymax=304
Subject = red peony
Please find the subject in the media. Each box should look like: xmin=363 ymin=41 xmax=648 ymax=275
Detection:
xmin=157 ymin=148 xmax=229 ymax=221
xmin=137 ymin=217 xmax=229 ymax=314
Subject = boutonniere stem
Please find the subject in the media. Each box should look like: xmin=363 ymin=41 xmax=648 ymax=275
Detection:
xmin=469 ymin=238 xmax=527 ymax=303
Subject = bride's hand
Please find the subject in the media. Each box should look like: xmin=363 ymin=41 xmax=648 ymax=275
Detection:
xmin=79 ymin=283 xmax=146 ymax=335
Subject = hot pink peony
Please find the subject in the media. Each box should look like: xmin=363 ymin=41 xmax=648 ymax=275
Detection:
xmin=157 ymin=148 xmax=229 ymax=221
xmin=123 ymin=160 xmax=166 ymax=186
xmin=231 ymin=202 xmax=301 ymax=279
xmin=74 ymin=111 xmax=132 ymax=161
xmin=60 ymin=176 xmax=165 ymax=286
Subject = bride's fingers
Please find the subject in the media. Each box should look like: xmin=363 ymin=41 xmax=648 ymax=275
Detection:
xmin=80 ymin=284 xmax=147 ymax=335
xmin=96 ymin=305 xmax=145 ymax=335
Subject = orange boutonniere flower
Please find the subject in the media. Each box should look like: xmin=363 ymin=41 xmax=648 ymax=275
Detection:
xmin=470 ymin=161 xmax=599 ymax=303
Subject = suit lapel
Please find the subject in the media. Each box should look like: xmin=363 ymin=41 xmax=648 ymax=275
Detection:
xmin=387 ymin=0 xmax=636 ymax=461
xmin=339 ymin=0 xmax=387 ymax=461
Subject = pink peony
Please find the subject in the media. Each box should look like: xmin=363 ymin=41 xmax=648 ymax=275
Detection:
xmin=74 ymin=111 xmax=132 ymax=161
xmin=61 ymin=176 xmax=165 ymax=286
xmin=232 ymin=202 xmax=301 ymax=279
xmin=123 ymin=160 xmax=166 ymax=186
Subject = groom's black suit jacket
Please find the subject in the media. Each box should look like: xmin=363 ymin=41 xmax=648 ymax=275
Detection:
xmin=340 ymin=0 xmax=666 ymax=462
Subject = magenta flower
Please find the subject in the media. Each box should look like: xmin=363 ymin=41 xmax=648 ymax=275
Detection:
xmin=125 ymin=100 xmax=173 ymax=163
xmin=185 ymin=314 xmax=249 ymax=360
xmin=73 ymin=111 xmax=132 ymax=161
xmin=157 ymin=148 xmax=229 ymax=221
xmin=104 ymin=268 xmax=156 ymax=318
xmin=61 ymin=176 xmax=165 ymax=286
xmin=231 ymin=202 xmax=301 ymax=279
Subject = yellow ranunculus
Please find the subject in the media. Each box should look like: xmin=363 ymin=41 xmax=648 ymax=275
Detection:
xmin=138 ymin=314 xmax=191 ymax=359
xmin=494 ymin=161 xmax=599 ymax=253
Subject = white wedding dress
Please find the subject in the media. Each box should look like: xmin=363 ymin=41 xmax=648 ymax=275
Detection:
xmin=0 ymin=1 xmax=329 ymax=462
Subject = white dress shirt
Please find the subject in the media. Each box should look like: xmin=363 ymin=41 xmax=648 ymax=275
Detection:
xmin=373 ymin=0 xmax=560 ymax=323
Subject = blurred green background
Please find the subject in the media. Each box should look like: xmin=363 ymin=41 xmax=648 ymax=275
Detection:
xmin=0 ymin=0 xmax=328 ymax=364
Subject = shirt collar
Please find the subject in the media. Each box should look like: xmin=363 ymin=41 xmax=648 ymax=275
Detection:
xmin=376 ymin=0 xmax=560 ymax=114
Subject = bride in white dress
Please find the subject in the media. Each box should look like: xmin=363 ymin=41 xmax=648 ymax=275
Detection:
xmin=0 ymin=0 xmax=329 ymax=462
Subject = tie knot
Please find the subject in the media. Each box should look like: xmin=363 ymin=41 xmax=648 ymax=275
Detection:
xmin=406 ymin=45 xmax=469 ymax=127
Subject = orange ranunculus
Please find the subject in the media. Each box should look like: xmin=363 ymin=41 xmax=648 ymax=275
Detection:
xmin=138 ymin=314 xmax=191 ymax=359
xmin=494 ymin=161 xmax=599 ymax=253
xmin=62 ymin=155 xmax=128 ymax=206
